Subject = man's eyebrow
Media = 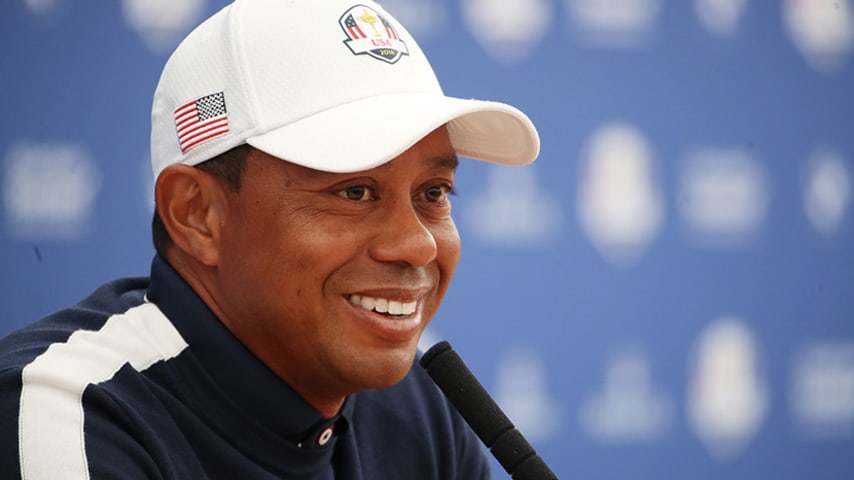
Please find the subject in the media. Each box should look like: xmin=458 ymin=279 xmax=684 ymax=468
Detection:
xmin=432 ymin=155 xmax=459 ymax=171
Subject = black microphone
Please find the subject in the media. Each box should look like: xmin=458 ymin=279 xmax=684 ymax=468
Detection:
xmin=420 ymin=341 xmax=558 ymax=480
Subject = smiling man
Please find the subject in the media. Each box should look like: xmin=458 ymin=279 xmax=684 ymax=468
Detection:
xmin=0 ymin=0 xmax=539 ymax=478
xmin=160 ymin=128 xmax=461 ymax=419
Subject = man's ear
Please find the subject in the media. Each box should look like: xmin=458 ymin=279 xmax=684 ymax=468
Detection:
xmin=154 ymin=164 xmax=226 ymax=267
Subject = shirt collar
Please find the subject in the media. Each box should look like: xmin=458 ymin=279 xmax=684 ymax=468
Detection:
xmin=146 ymin=255 xmax=353 ymax=447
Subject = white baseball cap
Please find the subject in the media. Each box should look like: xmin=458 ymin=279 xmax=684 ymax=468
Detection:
xmin=150 ymin=0 xmax=540 ymax=178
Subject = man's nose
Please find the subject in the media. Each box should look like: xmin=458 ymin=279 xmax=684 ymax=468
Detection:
xmin=368 ymin=199 xmax=438 ymax=268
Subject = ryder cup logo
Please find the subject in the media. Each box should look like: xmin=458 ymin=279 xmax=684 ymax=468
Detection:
xmin=340 ymin=5 xmax=409 ymax=64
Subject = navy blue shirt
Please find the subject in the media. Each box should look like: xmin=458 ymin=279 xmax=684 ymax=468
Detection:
xmin=0 ymin=257 xmax=489 ymax=479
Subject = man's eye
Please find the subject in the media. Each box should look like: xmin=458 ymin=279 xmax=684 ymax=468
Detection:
xmin=338 ymin=186 xmax=374 ymax=202
xmin=424 ymin=184 xmax=454 ymax=203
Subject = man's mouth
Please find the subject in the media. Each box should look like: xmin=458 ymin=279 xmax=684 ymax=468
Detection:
xmin=347 ymin=294 xmax=417 ymax=316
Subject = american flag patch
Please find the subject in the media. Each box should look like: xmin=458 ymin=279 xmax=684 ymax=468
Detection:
xmin=174 ymin=92 xmax=229 ymax=152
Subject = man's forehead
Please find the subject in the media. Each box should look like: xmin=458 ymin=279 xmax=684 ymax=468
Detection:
xmin=424 ymin=154 xmax=459 ymax=171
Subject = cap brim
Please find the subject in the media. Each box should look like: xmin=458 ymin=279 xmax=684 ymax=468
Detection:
xmin=245 ymin=92 xmax=539 ymax=173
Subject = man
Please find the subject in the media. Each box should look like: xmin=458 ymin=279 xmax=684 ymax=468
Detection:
xmin=0 ymin=0 xmax=539 ymax=478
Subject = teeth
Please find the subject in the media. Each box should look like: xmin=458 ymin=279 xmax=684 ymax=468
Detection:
xmin=375 ymin=298 xmax=388 ymax=313
xmin=349 ymin=295 xmax=416 ymax=316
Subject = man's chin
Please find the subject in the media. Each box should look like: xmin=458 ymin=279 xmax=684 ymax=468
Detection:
xmin=347 ymin=347 xmax=418 ymax=391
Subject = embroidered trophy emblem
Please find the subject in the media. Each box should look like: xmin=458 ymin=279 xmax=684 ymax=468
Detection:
xmin=340 ymin=5 xmax=409 ymax=64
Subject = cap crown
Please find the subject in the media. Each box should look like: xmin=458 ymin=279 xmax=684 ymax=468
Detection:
xmin=151 ymin=0 xmax=440 ymax=177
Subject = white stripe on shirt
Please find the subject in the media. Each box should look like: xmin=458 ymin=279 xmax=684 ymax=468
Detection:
xmin=18 ymin=302 xmax=188 ymax=480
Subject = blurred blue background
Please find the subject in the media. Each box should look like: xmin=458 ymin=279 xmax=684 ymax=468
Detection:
xmin=1 ymin=0 xmax=853 ymax=479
